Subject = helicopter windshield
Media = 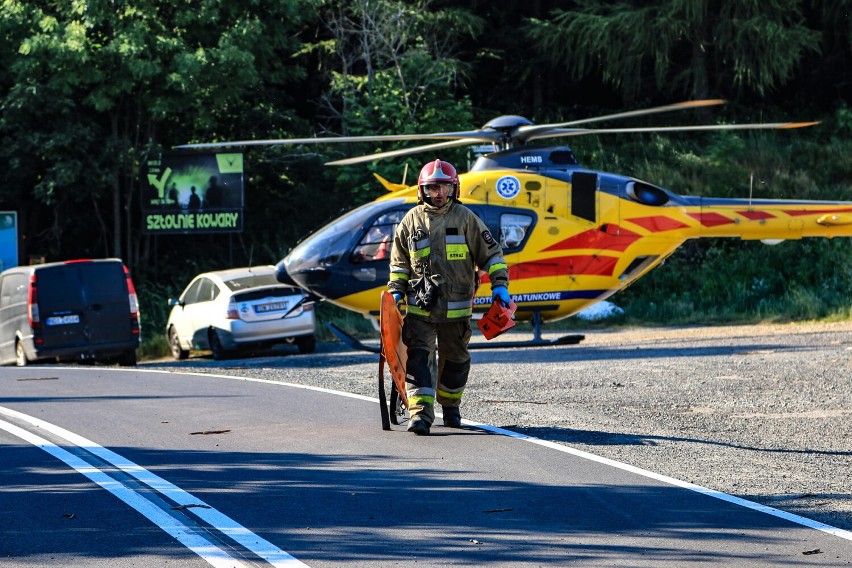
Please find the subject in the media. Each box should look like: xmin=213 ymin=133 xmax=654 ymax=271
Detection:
xmin=350 ymin=209 xmax=407 ymax=263
xmin=286 ymin=198 xmax=408 ymax=272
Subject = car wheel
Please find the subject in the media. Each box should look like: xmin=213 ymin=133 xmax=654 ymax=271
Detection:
xmin=295 ymin=334 xmax=316 ymax=354
xmin=209 ymin=329 xmax=229 ymax=360
xmin=15 ymin=340 xmax=28 ymax=367
xmin=169 ymin=327 xmax=189 ymax=360
xmin=118 ymin=350 xmax=137 ymax=367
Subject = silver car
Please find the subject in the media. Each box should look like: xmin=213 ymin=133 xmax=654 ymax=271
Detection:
xmin=166 ymin=266 xmax=316 ymax=360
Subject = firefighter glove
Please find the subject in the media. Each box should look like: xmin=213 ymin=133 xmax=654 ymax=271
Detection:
xmin=492 ymin=285 xmax=510 ymax=307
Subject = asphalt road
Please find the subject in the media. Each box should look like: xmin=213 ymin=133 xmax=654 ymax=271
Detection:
xmin=1 ymin=322 xmax=851 ymax=567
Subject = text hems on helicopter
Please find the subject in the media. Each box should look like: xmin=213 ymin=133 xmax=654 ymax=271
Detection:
xmin=177 ymin=100 xmax=847 ymax=329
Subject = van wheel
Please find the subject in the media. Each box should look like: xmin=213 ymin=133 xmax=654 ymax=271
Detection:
xmin=118 ymin=350 xmax=137 ymax=367
xmin=15 ymin=340 xmax=29 ymax=367
xmin=169 ymin=327 xmax=189 ymax=360
xmin=209 ymin=329 xmax=229 ymax=360
xmin=295 ymin=334 xmax=316 ymax=354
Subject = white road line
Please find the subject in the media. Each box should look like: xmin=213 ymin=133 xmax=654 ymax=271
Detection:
xmin=0 ymin=406 xmax=310 ymax=568
xmin=129 ymin=367 xmax=852 ymax=543
xmin=0 ymin=418 xmax=247 ymax=568
xmin=469 ymin=421 xmax=852 ymax=542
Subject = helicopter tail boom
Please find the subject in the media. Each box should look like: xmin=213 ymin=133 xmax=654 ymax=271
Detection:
xmin=685 ymin=198 xmax=852 ymax=240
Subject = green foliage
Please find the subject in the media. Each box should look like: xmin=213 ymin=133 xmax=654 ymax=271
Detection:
xmin=139 ymin=334 xmax=171 ymax=361
xmin=524 ymin=0 xmax=820 ymax=101
xmin=618 ymin=237 xmax=852 ymax=325
xmin=312 ymin=0 xmax=480 ymax=199
xmin=136 ymin=278 xmax=182 ymax=342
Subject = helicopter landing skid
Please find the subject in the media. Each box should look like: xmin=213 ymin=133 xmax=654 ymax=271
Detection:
xmin=469 ymin=334 xmax=585 ymax=349
xmin=327 ymin=322 xmax=381 ymax=353
xmin=326 ymin=312 xmax=585 ymax=354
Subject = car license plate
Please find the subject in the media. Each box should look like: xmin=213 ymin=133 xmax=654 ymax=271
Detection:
xmin=46 ymin=315 xmax=80 ymax=326
xmin=255 ymin=301 xmax=288 ymax=313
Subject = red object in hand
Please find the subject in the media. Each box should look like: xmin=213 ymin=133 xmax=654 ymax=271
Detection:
xmin=477 ymin=300 xmax=518 ymax=340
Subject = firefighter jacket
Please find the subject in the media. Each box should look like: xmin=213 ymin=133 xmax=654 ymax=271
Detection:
xmin=388 ymin=200 xmax=509 ymax=321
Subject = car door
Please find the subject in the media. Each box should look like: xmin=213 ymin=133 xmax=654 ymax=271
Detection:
xmin=172 ymin=278 xmax=202 ymax=347
xmin=178 ymin=277 xmax=220 ymax=348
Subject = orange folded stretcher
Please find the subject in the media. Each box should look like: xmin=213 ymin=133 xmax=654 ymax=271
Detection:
xmin=378 ymin=291 xmax=408 ymax=430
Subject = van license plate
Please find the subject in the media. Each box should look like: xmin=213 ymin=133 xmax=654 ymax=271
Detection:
xmin=255 ymin=301 xmax=288 ymax=313
xmin=46 ymin=315 xmax=80 ymax=326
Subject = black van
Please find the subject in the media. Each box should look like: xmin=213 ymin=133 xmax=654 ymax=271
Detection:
xmin=0 ymin=259 xmax=140 ymax=366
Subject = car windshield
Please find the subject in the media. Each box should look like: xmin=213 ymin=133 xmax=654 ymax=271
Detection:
xmin=223 ymin=273 xmax=278 ymax=291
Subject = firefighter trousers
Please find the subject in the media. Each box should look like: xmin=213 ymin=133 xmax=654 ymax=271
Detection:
xmin=401 ymin=315 xmax=472 ymax=425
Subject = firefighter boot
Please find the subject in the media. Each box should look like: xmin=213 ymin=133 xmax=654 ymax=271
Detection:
xmin=442 ymin=406 xmax=462 ymax=428
xmin=407 ymin=415 xmax=431 ymax=435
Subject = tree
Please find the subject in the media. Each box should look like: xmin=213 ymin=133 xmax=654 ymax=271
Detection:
xmin=523 ymin=0 xmax=821 ymax=104
xmin=306 ymin=0 xmax=482 ymax=199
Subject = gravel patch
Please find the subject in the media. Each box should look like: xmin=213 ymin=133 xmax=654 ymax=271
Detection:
xmin=143 ymin=320 xmax=852 ymax=533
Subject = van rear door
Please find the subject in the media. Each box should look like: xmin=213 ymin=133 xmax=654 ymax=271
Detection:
xmin=37 ymin=261 xmax=133 ymax=349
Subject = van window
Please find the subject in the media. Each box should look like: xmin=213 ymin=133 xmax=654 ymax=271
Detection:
xmin=37 ymin=262 xmax=127 ymax=310
xmin=1 ymin=273 xmax=26 ymax=304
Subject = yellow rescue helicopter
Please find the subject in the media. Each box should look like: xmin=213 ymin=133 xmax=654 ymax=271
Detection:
xmin=178 ymin=100 xmax=852 ymax=348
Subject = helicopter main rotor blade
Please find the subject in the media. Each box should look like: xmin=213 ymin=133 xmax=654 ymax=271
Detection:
xmin=517 ymin=99 xmax=728 ymax=141
xmin=174 ymin=99 xmax=807 ymax=166
xmin=525 ymin=121 xmax=820 ymax=142
xmin=174 ymin=130 xmax=500 ymax=150
xmin=325 ymin=138 xmax=488 ymax=166
xmin=534 ymin=99 xmax=726 ymax=129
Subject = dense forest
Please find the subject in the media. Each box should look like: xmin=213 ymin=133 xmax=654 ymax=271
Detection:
xmin=1 ymin=0 xmax=851 ymax=341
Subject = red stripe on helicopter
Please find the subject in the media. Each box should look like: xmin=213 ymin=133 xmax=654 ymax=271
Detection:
xmin=500 ymin=255 xmax=619 ymax=280
xmin=737 ymin=210 xmax=776 ymax=220
xmin=686 ymin=212 xmax=736 ymax=227
xmin=625 ymin=216 xmax=690 ymax=232
xmin=781 ymin=207 xmax=852 ymax=216
xmin=541 ymin=225 xmax=641 ymax=252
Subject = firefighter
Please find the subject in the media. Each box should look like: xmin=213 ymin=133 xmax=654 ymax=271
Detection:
xmin=387 ymin=159 xmax=510 ymax=435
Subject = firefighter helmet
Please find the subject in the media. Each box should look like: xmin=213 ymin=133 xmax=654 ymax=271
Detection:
xmin=417 ymin=159 xmax=460 ymax=204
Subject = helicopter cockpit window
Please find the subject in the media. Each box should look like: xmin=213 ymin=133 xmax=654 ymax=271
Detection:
xmin=350 ymin=210 xmax=406 ymax=263
xmin=373 ymin=209 xmax=407 ymax=225
xmin=286 ymin=199 xmax=408 ymax=272
xmin=500 ymin=213 xmax=533 ymax=251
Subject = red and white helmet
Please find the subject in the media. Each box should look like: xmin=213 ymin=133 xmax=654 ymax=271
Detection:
xmin=417 ymin=159 xmax=460 ymax=204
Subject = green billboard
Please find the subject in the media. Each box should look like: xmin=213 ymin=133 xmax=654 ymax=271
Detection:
xmin=141 ymin=152 xmax=244 ymax=234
